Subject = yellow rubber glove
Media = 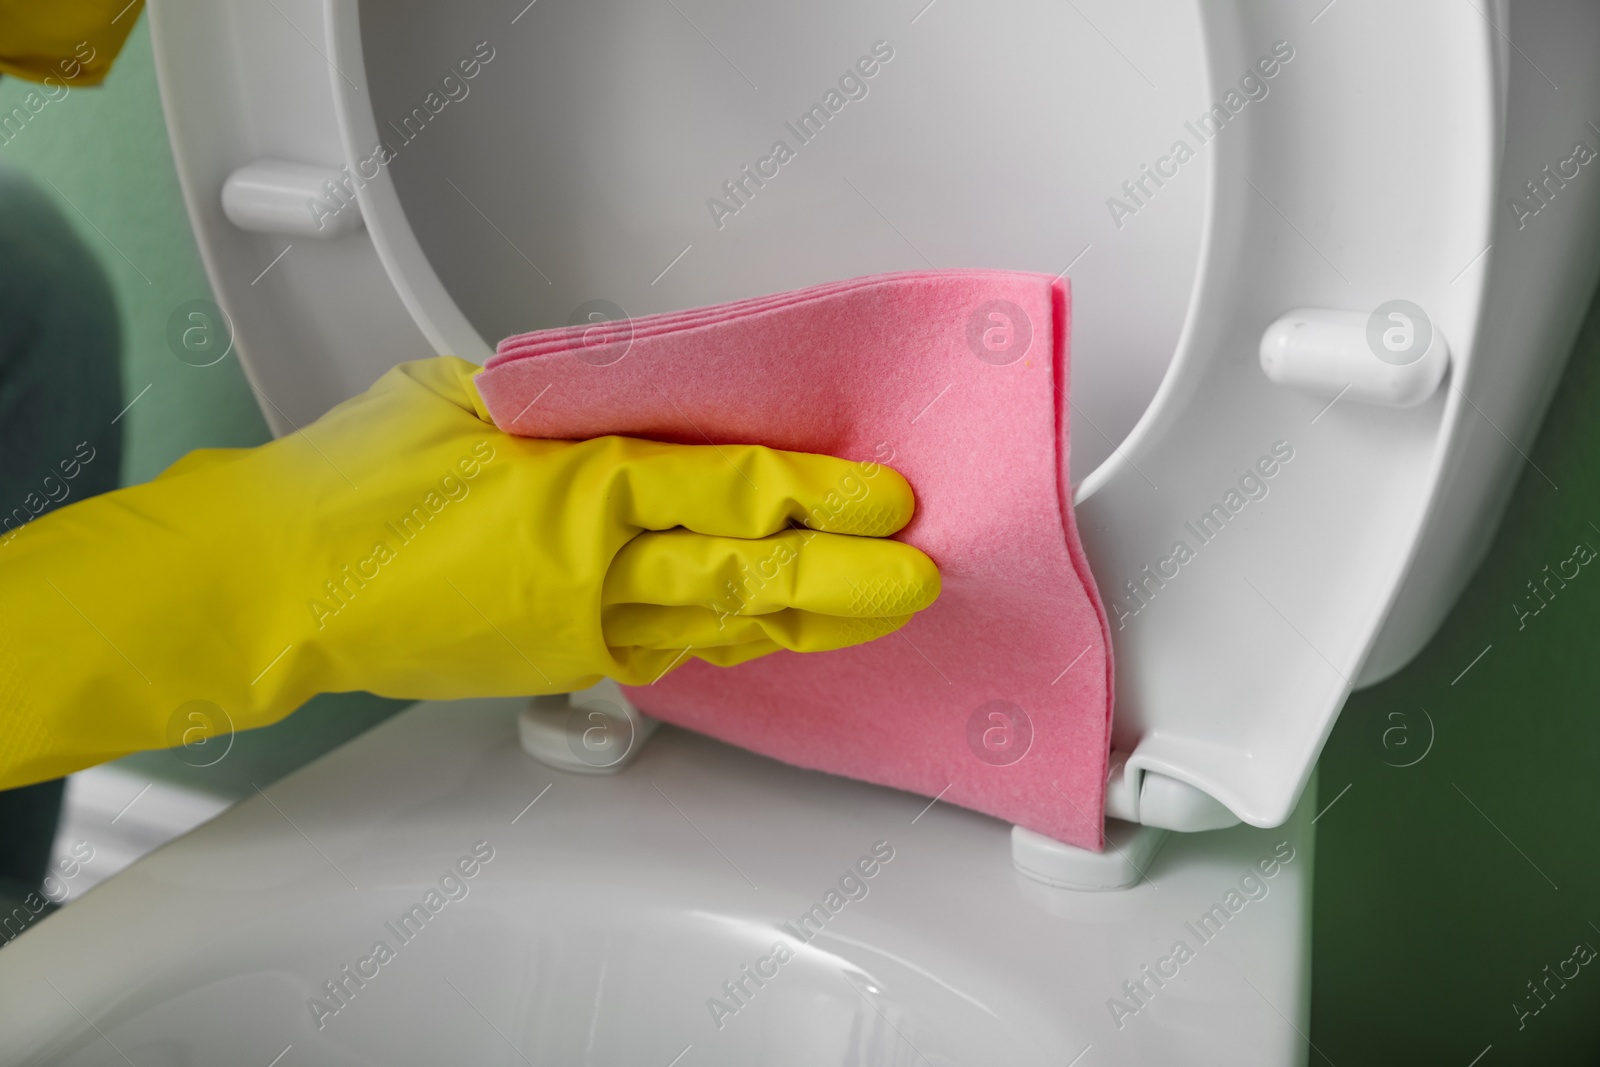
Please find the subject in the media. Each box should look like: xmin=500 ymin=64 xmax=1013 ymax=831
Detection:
xmin=0 ymin=0 xmax=143 ymax=86
xmin=0 ymin=357 xmax=939 ymax=790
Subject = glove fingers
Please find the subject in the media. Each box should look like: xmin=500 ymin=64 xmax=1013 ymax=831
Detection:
xmin=609 ymin=439 xmax=915 ymax=538
xmin=606 ymin=637 xmax=790 ymax=684
xmin=603 ymin=528 xmax=940 ymax=619
xmin=604 ymin=603 xmax=914 ymax=652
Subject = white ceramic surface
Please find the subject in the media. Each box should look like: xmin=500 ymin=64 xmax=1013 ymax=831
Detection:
xmin=0 ymin=699 xmax=1314 ymax=1065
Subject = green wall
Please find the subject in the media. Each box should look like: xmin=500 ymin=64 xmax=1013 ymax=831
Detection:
xmin=0 ymin=16 xmax=405 ymax=797
xmin=0 ymin=18 xmax=265 ymax=482
xmin=1312 ymin=279 xmax=1600 ymax=1062
xmin=5 ymin=12 xmax=1600 ymax=1061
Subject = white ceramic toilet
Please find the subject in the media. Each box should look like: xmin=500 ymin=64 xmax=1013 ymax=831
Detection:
xmin=5 ymin=1 xmax=1600 ymax=1063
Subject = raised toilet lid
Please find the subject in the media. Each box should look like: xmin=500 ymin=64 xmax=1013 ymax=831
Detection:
xmin=152 ymin=0 xmax=1600 ymax=828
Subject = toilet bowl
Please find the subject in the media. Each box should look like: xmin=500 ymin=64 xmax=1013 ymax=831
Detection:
xmin=0 ymin=697 xmax=1315 ymax=1065
xmin=4 ymin=0 xmax=1600 ymax=1062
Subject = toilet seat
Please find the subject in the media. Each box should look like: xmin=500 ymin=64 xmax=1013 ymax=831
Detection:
xmin=147 ymin=0 xmax=1600 ymax=829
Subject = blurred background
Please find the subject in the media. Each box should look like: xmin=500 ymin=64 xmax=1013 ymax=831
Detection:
xmin=0 ymin=14 xmax=407 ymax=899
xmin=3 ymin=12 xmax=1597 ymax=1062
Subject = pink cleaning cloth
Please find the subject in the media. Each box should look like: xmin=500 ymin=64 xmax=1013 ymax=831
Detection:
xmin=475 ymin=270 xmax=1113 ymax=849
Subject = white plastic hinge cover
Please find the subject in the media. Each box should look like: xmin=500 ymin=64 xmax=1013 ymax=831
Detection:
xmin=518 ymin=679 xmax=657 ymax=774
xmin=1103 ymin=749 xmax=1242 ymax=832
xmin=1136 ymin=771 xmax=1243 ymax=832
xmin=221 ymin=158 xmax=364 ymax=239
xmin=1011 ymin=819 xmax=1167 ymax=891
xmin=1103 ymin=750 xmax=1141 ymax=822
xmin=1260 ymin=305 xmax=1449 ymax=407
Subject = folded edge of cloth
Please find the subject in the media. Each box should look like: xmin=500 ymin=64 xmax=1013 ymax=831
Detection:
xmin=475 ymin=270 xmax=1114 ymax=850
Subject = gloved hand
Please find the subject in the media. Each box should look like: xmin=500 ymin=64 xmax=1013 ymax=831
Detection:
xmin=0 ymin=357 xmax=939 ymax=790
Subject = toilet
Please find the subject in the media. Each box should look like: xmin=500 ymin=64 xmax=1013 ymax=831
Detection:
xmin=5 ymin=0 xmax=1600 ymax=1062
